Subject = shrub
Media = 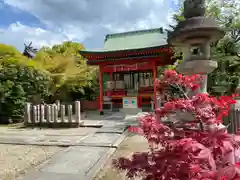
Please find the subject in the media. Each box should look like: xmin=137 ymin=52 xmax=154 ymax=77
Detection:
xmin=113 ymin=70 xmax=240 ymax=180
xmin=0 ymin=58 xmax=51 ymax=123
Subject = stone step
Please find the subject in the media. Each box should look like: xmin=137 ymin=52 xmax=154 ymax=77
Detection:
xmin=119 ymin=108 xmax=141 ymax=115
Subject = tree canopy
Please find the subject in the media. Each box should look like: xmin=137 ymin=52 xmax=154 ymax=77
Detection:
xmin=33 ymin=41 xmax=98 ymax=101
xmin=0 ymin=41 xmax=98 ymax=123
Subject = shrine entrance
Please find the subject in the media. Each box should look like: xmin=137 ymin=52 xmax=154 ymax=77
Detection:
xmin=79 ymin=28 xmax=175 ymax=114
xmin=108 ymin=70 xmax=154 ymax=111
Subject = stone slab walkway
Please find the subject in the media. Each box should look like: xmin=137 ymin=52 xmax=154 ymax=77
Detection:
xmin=0 ymin=132 xmax=124 ymax=147
xmin=17 ymin=146 xmax=114 ymax=180
xmin=1 ymin=112 xmax=143 ymax=180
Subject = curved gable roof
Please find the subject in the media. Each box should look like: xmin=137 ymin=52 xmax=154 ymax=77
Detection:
xmin=81 ymin=28 xmax=168 ymax=52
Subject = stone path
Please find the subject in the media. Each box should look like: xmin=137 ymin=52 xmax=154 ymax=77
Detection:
xmin=4 ymin=112 xmax=143 ymax=180
xmin=0 ymin=130 xmax=125 ymax=147
xmin=17 ymin=146 xmax=115 ymax=180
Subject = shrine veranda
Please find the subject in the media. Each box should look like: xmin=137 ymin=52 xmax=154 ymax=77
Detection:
xmin=79 ymin=28 xmax=175 ymax=114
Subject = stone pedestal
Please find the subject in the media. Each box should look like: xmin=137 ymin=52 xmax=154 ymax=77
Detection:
xmin=120 ymin=108 xmax=141 ymax=115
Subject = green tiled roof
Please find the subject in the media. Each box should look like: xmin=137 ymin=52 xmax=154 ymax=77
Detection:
xmin=82 ymin=28 xmax=168 ymax=52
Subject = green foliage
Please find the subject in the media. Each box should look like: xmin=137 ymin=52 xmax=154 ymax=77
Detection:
xmin=158 ymin=60 xmax=182 ymax=76
xmin=0 ymin=41 xmax=98 ymax=123
xmin=0 ymin=45 xmax=51 ymax=122
xmin=207 ymin=0 xmax=240 ymax=95
xmin=34 ymin=41 xmax=98 ymax=102
xmin=0 ymin=44 xmax=23 ymax=59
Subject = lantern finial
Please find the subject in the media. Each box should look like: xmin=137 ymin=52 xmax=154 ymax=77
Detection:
xmin=183 ymin=0 xmax=206 ymax=19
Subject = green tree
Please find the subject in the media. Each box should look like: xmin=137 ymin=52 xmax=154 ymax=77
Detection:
xmin=0 ymin=44 xmax=51 ymax=123
xmin=206 ymin=0 xmax=239 ymax=95
xmin=34 ymin=41 xmax=97 ymax=102
xmin=0 ymin=41 xmax=97 ymax=123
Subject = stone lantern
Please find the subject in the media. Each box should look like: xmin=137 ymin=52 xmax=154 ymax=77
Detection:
xmin=167 ymin=0 xmax=225 ymax=93
xmin=166 ymin=0 xmax=226 ymax=128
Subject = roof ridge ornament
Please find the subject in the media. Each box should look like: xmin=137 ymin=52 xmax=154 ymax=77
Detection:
xmin=183 ymin=0 xmax=206 ymax=19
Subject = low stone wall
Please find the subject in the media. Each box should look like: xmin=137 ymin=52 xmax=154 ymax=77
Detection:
xmin=24 ymin=101 xmax=82 ymax=128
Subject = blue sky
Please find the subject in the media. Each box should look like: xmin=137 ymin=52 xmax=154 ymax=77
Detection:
xmin=0 ymin=0 xmax=179 ymax=52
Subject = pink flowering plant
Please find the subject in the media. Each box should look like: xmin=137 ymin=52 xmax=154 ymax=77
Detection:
xmin=113 ymin=70 xmax=240 ymax=180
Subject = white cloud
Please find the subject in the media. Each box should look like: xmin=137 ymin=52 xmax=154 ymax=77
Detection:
xmin=0 ymin=22 xmax=70 ymax=51
xmin=2 ymin=0 xmax=177 ymax=50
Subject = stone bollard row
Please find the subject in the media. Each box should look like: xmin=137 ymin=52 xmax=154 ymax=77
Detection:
xmin=24 ymin=101 xmax=82 ymax=127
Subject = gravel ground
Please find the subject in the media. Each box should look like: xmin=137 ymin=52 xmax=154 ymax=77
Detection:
xmin=0 ymin=144 xmax=63 ymax=180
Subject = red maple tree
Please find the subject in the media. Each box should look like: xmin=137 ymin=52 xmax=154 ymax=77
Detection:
xmin=113 ymin=70 xmax=240 ymax=180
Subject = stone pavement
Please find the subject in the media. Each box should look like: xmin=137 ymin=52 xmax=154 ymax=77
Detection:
xmin=3 ymin=111 xmax=144 ymax=180
xmin=17 ymin=146 xmax=116 ymax=180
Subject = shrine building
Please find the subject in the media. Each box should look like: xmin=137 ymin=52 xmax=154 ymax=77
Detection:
xmin=79 ymin=28 xmax=175 ymax=115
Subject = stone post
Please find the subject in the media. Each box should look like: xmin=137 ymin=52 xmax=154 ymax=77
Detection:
xmin=40 ymin=104 xmax=45 ymax=124
xmin=60 ymin=105 xmax=65 ymax=123
xmin=187 ymin=74 xmax=209 ymax=98
xmin=50 ymin=105 xmax=54 ymax=123
xmin=36 ymin=105 xmax=40 ymax=123
xmin=67 ymin=105 xmax=73 ymax=123
xmin=75 ymin=101 xmax=82 ymax=124
xmin=32 ymin=105 xmax=37 ymax=125
xmin=51 ymin=104 xmax=58 ymax=123
xmin=53 ymin=105 xmax=58 ymax=123
xmin=56 ymin=100 xmax=60 ymax=111
xmin=200 ymin=75 xmax=208 ymax=93
xmin=24 ymin=103 xmax=31 ymax=125
xmin=46 ymin=105 xmax=51 ymax=123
